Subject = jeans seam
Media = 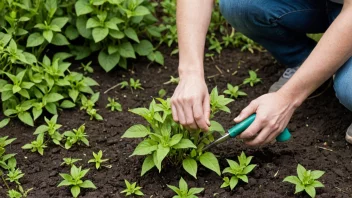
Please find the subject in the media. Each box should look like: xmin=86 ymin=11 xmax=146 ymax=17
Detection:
xmin=273 ymin=9 xmax=324 ymax=22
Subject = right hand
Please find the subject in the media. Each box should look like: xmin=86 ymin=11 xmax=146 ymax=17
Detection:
xmin=171 ymin=72 xmax=211 ymax=131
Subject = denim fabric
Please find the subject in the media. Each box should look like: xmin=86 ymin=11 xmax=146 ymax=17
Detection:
xmin=219 ymin=0 xmax=352 ymax=111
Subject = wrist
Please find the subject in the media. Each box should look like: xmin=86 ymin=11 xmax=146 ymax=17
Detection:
xmin=178 ymin=64 xmax=204 ymax=79
xmin=277 ymin=89 xmax=303 ymax=109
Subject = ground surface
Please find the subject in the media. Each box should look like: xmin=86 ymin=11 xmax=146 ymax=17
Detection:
xmin=1 ymin=47 xmax=352 ymax=198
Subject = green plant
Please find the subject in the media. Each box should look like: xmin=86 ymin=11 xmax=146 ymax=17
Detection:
xmin=58 ymin=165 xmax=96 ymax=198
xmin=243 ymin=70 xmax=261 ymax=87
xmin=223 ymin=84 xmax=247 ymax=99
xmin=80 ymin=92 xmax=103 ymax=121
xmin=221 ymin=152 xmax=256 ymax=190
xmin=167 ymin=177 xmax=204 ymax=198
xmin=158 ymin=89 xmax=167 ymax=98
xmin=163 ymin=76 xmax=179 ymax=85
xmin=61 ymin=158 xmax=82 ymax=167
xmin=5 ymin=158 xmax=24 ymax=185
xmin=7 ymin=185 xmax=32 ymax=198
xmin=129 ymin=78 xmax=143 ymax=90
xmin=88 ymin=150 xmax=109 ymax=170
xmin=80 ymin=61 xmax=94 ymax=74
xmin=283 ymin=164 xmax=325 ymax=198
xmin=106 ymin=97 xmax=122 ymax=112
xmin=63 ymin=124 xmax=89 ymax=149
xmin=33 ymin=115 xmax=62 ymax=145
xmin=122 ymin=87 xmax=233 ymax=178
xmin=120 ymin=179 xmax=144 ymax=196
xmin=22 ymin=133 xmax=47 ymax=156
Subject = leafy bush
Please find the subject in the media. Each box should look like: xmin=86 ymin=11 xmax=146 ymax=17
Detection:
xmin=122 ymin=87 xmax=233 ymax=178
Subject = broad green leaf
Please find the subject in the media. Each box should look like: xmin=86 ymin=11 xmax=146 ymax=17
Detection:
xmin=75 ymin=0 xmax=94 ymax=16
xmin=86 ymin=18 xmax=101 ymax=29
xmin=305 ymin=185 xmax=316 ymax=198
xmin=124 ymin=28 xmax=139 ymax=43
xmin=182 ymin=158 xmax=197 ymax=179
xmin=311 ymin=180 xmax=324 ymax=188
xmin=18 ymin=112 xmax=34 ymax=126
xmin=76 ymin=16 xmax=92 ymax=39
xmin=311 ymin=170 xmax=325 ymax=179
xmin=199 ymin=152 xmax=221 ymax=175
xmin=43 ymin=30 xmax=53 ymax=42
xmin=46 ymin=93 xmax=64 ymax=103
xmin=109 ymin=30 xmax=124 ymax=39
xmin=2 ymin=91 xmax=13 ymax=101
xmin=295 ymin=183 xmax=305 ymax=194
xmin=92 ymin=27 xmax=109 ymax=43
xmin=229 ymin=176 xmax=238 ymax=190
xmin=45 ymin=103 xmax=57 ymax=114
xmin=51 ymin=33 xmax=70 ymax=46
xmin=27 ymin=33 xmax=44 ymax=47
xmin=134 ymin=40 xmax=153 ymax=56
xmin=242 ymin=164 xmax=256 ymax=174
xmin=133 ymin=6 xmax=150 ymax=16
xmin=168 ymin=134 xmax=183 ymax=146
xmin=119 ymin=42 xmax=135 ymax=58
xmin=34 ymin=125 xmax=49 ymax=134
xmin=154 ymin=51 xmax=164 ymax=65
xmin=238 ymin=175 xmax=248 ymax=183
xmin=156 ymin=145 xmax=170 ymax=171
xmin=141 ymin=155 xmax=154 ymax=176
xmin=80 ymin=180 xmax=96 ymax=189
xmin=179 ymin=177 xmax=188 ymax=192
xmin=172 ymin=139 xmax=196 ymax=149
xmin=283 ymin=176 xmax=301 ymax=185
xmin=188 ymin=187 xmax=204 ymax=195
xmin=71 ymin=185 xmax=81 ymax=198
xmin=209 ymin=120 xmax=225 ymax=134
xmin=147 ymin=26 xmax=161 ymax=37
xmin=65 ymin=25 xmax=79 ymax=40
xmin=297 ymin=164 xmax=306 ymax=181
xmin=131 ymin=139 xmax=157 ymax=156
xmin=0 ymin=118 xmax=10 ymax=128
xmin=51 ymin=17 xmax=69 ymax=29
xmin=98 ymin=50 xmax=120 ymax=72
xmin=69 ymin=89 xmax=79 ymax=102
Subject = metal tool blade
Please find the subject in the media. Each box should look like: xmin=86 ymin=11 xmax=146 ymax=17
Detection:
xmin=202 ymin=133 xmax=230 ymax=152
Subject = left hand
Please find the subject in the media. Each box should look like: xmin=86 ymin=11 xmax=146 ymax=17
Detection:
xmin=234 ymin=92 xmax=298 ymax=146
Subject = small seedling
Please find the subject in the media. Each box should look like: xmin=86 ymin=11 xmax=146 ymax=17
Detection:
xmin=106 ymin=97 xmax=122 ymax=112
xmin=80 ymin=61 xmax=94 ymax=74
xmin=58 ymin=165 xmax=96 ymax=198
xmin=117 ymin=81 xmax=129 ymax=89
xmin=22 ymin=134 xmax=47 ymax=155
xmin=6 ymin=168 xmax=25 ymax=185
xmin=129 ymin=78 xmax=143 ymax=90
xmin=223 ymin=84 xmax=247 ymax=99
xmin=61 ymin=158 xmax=82 ymax=167
xmin=120 ymin=179 xmax=144 ymax=196
xmin=7 ymin=186 xmax=32 ymax=198
xmin=86 ymin=108 xmax=103 ymax=121
xmin=167 ymin=177 xmax=204 ymax=198
xmin=283 ymin=164 xmax=325 ymax=198
xmin=243 ymin=70 xmax=261 ymax=87
xmin=88 ymin=150 xmax=109 ymax=170
xmin=33 ymin=115 xmax=62 ymax=145
xmin=158 ymin=89 xmax=167 ymax=98
xmin=221 ymin=152 xmax=256 ymax=190
xmin=163 ymin=76 xmax=179 ymax=85
xmin=63 ymin=124 xmax=89 ymax=149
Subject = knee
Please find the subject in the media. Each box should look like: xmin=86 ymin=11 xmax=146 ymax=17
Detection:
xmin=334 ymin=73 xmax=352 ymax=111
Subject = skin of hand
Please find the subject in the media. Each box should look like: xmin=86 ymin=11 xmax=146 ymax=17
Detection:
xmin=171 ymin=0 xmax=214 ymax=131
xmin=236 ymin=1 xmax=352 ymax=146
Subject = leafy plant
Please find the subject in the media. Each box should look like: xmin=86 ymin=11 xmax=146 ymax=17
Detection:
xmin=88 ymin=150 xmax=109 ymax=170
xmin=6 ymin=158 xmax=24 ymax=185
xmin=223 ymin=84 xmax=247 ymax=99
xmin=167 ymin=177 xmax=204 ymax=198
xmin=58 ymin=165 xmax=96 ymax=198
xmin=80 ymin=61 xmax=94 ymax=74
xmin=283 ymin=164 xmax=325 ymax=198
xmin=243 ymin=70 xmax=261 ymax=87
xmin=221 ymin=152 xmax=256 ymax=190
xmin=120 ymin=179 xmax=144 ymax=197
xmin=61 ymin=158 xmax=82 ymax=167
xmin=122 ymin=87 xmax=233 ymax=178
xmin=63 ymin=124 xmax=89 ymax=149
xmin=106 ymin=97 xmax=122 ymax=112
xmin=129 ymin=78 xmax=143 ymax=90
xmin=7 ymin=186 xmax=32 ymax=198
xmin=80 ymin=92 xmax=103 ymax=121
xmin=163 ymin=76 xmax=179 ymax=85
xmin=33 ymin=115 xmax=62 ymax=145
xmin=22 ymin=134 xmax=47 ymax=156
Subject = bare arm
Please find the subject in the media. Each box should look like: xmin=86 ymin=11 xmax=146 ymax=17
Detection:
xmin=171 ymin=0 xmax=214 ymax=131
xmin=236 ymin=1 xmax=352 ymax=146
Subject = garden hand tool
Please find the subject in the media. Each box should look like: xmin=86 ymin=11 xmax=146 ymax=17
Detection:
xmin=202 ymin=114 xmax=291 ymax=151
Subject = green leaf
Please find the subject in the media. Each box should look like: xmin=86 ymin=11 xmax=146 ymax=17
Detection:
xmin=34 ymin=125 xmax=49 ymax=134
xmin=297 ymin=164 xmax=306 ymax=181
xmin=69 ymin=89 xmax=79 ymax=102
xmin=283 ymin=176 xmax=301 ymax=185
xmin=168 ymin=134 xmax=183 ymax=146
xmin=182 ymin=158 xmax=197 ymax=179
xmin=179 ymin=177 xmax=188 ymax=192
xmin=141 ymin=155 xmax=154 ymax=176
xmin=154 ymin=51 xmax=164 ymax=65
xmin=0 ymin=118 xmax=10 ymax=128
xmin=311 ymin=170 xmax=325 ymax=180
xmin=76 ymin=16 xmax=92 ymax=39
xmin=132 ymin=139 xmax=157 ymax=156
xmin=124 ymin=28 xmax=139 ymax=43
xmin=109 ymin=30 xmax=124 ymax=39
xmin=27 ymin=33 xmax=44 ymax=47
xmin=80 ymin=180 xmax=96 ymax=189
xmin=60 ymin=100 xmax=76 ymax=108
xmin=229 ymin=176 xmax=239 ymax=190
xmin=51 ymin=17 xmax=69 ymax=29
xmin=65 ymin=25 xmax=79 ymax=40
xmin=46 ymin=93 xmax=64 ymax=103
xmin=98 ymin=50 xmax=120 ymax=72
xmin=75 ymin=0 xmax=94 ymax=16
xmin=18 ymin=112 xmax=34 ymax=126
xmin=311 ymin=180 xmax=324 ymax=188
xmin=188 ymin=187 xmax=204 ymax=195
xmin=45 ymin=103 xmax=57 ymax=114
xmin=43 ymin=30 xmax=53 ymax=42
xmin=172 ymin=139 xmax=197 ymax=149
xmin=86 ymin=18 xmax=101 ymax=29
xmin=242 ymin=164 xmax=256 ymax=174
xmin=209 ymin=121 xmax=225 ymax=134
xmin=51 ymin=33 xmax=70 ymax=46
xmin=71 ymin=185 xmax=81 ymax=198
xmin=133 ymin=6 xmax=150 ymax=16
xmin=295 ymin=183 xmax=305 ymax=194
xmin=305 ymin=185 xmax=316 ymax=198
xmin=155 ymin=145 xmax=170 ymax=172
xmin=122 ymin=125 xmax=149 ymax=138
xmin=199 ymin=152 xmax=221 ymax=176
xmin=92 ymin=27 xmax=109 ymax=43
xmin=238 ymin=175 xmax=248 ymax=183
xmin=134 ymin=40 xmax=153 ymax=56
xmin=119 ymin=42 xmax=135 ymax=58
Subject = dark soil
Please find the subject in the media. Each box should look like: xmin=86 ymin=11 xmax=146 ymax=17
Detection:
xmin=1 ymin=47 xmax=352 ymax=198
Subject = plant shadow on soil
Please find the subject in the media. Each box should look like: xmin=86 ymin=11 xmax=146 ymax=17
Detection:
xmin=1 ymin=47 xmax=352 ymax=198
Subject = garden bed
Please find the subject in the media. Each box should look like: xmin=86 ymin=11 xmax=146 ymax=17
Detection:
xmin=1 ymin=48 xmax=352 ymax=198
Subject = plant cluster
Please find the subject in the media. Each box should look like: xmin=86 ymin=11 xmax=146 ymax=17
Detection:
xmin=223 ymin=70 xmax=261 ymax=99
xmin=117 ymin=78 xmax=144 ymax=92
xmin=122 ymin=87 xmax=233 ymax=178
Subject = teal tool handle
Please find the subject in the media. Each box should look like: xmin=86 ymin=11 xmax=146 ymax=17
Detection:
xmin=228 ymin=114 xmax=291 ymax=142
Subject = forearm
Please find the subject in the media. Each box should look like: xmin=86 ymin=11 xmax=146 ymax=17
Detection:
xmin=176 ymin=0 xmax=214 ymax=77
xmin=278 ymin=2 xmax=352 ymax=106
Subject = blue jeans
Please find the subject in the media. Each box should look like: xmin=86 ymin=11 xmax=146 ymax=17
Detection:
xmin=219 ymin=0 xmax=352 ymax=111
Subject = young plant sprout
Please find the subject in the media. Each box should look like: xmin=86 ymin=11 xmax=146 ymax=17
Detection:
xmin=117 ymin=81 xmax=129 ymax=89
xmin=80 ymin=92 xmax=103 ymax=121
xmin=7 ymin=186 xmax=32 ymax=198
xmin=88 ymin=150 xmax=109 ymax=170
xmin=106 ymin=97 xmax=122 ymax=112
xmin=58 ymin=165 xmax=96 ymax=198
xmin=61 ymin=158 xmax=82 ymax=167
xmin=86 ymin=108 xmax=103 ymax=121
xmin=120 ymin=179 xmax=144 ymax=196
xmin=6 ymin=168 xmax=25 ymax=185
xmin=167 ymin=177 xmax=204 ymax=198
xmin=63 ymin=124 xmax=89 ymax=149
xmin=129 ymin=78 xmax=143 ymax=90
xmin=243 ymin=70 xmax=261 ymax=87
xmin=80 ymin=61 xmax=94 ymax=74
xmin=221 ymin=152 xmax=256 ymax=190
xmin=33 ymin=115 xmax=62 ymax=145
xmin=283 ymin=164 xmax=325 ymax=198
xmin=223 ymin=83 xmax=247 ymax=99
xmin=158 ymin=89 xmax=167 ymax=98
xmin=163 ymin=76 xmax=179 ymax=85
xmin=22 ymin=134 xmax=47 ymax=155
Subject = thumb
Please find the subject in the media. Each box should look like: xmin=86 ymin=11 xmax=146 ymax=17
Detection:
xmin=203 ymin=93 xmax=211 ymax=126
xmin=234 ymin=100 xmax=258 ymax=123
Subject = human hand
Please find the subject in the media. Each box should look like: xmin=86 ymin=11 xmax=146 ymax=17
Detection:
xmin=171 ymin=73 xmax=210 ymax=131
xmin=234 ymin=92 xmax=299 ymax=146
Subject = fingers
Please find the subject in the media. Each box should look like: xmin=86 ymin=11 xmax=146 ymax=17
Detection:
xmin=184 ymin=101 xmax=198 ymax=129
xmin=193 ymin=101 xmax=208 ymax=131
xmin=244 ymin=127 xmax=271 ymax=146
xmin=203 ymin=94 xmax=211 ymax=126
xmin=171 ymin=103 xmax=179 ymax=122
xmin=234 ymin=100 xmax=258 ymax=123
xmin=238 ymin=118 xmax=263 ymax=139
